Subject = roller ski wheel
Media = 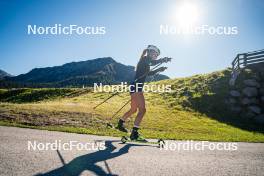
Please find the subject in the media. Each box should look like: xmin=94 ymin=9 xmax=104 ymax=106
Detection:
xmin=121 ymin=136 xmax=128 ymax=143
xmin=158 ymin=139 xmax=165 ymax=148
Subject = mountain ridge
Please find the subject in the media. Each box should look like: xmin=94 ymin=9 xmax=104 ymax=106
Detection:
xmin=0 ymin=57 xmax=169 ymax=88
xmin=0 ymin=69 xmax=12 ymax=79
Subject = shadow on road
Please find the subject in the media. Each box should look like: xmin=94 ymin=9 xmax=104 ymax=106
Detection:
xmin=35 ymin=140 xmax=149 ymax=176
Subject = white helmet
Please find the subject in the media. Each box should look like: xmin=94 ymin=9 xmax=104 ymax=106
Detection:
xmin=147 ymin=45 xmax=160 ymax=56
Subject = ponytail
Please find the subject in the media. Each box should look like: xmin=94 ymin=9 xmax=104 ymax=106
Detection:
xmin=140 ymin=49 xmax=148 ymax=60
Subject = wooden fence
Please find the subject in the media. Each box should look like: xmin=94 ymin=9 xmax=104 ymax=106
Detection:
xmin=230 ymin=49 xmax=264 ymax=85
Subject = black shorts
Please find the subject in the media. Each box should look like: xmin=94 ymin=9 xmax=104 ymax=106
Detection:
xmin=129 ymin=82 xmax=144 ymax=94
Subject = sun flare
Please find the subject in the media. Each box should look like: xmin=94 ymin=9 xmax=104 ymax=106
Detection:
xmin=176 ymin=2 xmax=200 ymax=28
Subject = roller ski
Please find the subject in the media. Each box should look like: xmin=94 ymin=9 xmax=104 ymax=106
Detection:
xmin=121 ymin=127 xmax=165 ymax=148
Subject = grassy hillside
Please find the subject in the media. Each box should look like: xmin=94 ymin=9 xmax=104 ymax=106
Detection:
xmin=0 ymin=68 xmax=264 ymax=142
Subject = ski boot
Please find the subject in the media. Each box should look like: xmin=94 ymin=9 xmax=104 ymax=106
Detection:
xmin=116 ymin=119 xmax=129 ymax=133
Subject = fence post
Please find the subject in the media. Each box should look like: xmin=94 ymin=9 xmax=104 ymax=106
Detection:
xmin=237 ymin=55 xmax=240 ymax=69
xmin=243 ymin=54 xmax=247 ymax=67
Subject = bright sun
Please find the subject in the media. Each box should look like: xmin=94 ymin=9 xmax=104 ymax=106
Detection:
xmin=176 ymin=2 xmax=200 ymax=28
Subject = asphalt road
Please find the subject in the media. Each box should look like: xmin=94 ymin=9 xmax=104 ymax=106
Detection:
xmin=0 ymin=126 xmax=263 ymax=176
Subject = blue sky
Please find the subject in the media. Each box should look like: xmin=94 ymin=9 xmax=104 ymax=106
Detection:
xmin=0 ymin=0 xmax=263 ymax=78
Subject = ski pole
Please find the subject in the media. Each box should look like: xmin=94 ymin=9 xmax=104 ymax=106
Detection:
xmin=93 ymin=92 xmax=119 ymax=109
xmin=106 ymin=99 xmax=131 ymax=128
xmin=106 ymin=69 xmax=162 ymax=126
xmin=110 ymin=99 xmax=131 ymax=119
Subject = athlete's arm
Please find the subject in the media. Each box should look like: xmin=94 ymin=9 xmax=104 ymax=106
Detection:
xmin=149 ymin=57 xmax=172 ymax=66
xmin=149 ymin=59 xmax=162 ymax=66
xmin=148 ymin=66 xmax=167 ymax=76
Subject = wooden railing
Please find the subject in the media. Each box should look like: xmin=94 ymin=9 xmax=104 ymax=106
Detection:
xmin=230 ymin=49 xmax=264 ymax=85
xmin=232 ymin=49 xmax=264 ymax=71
